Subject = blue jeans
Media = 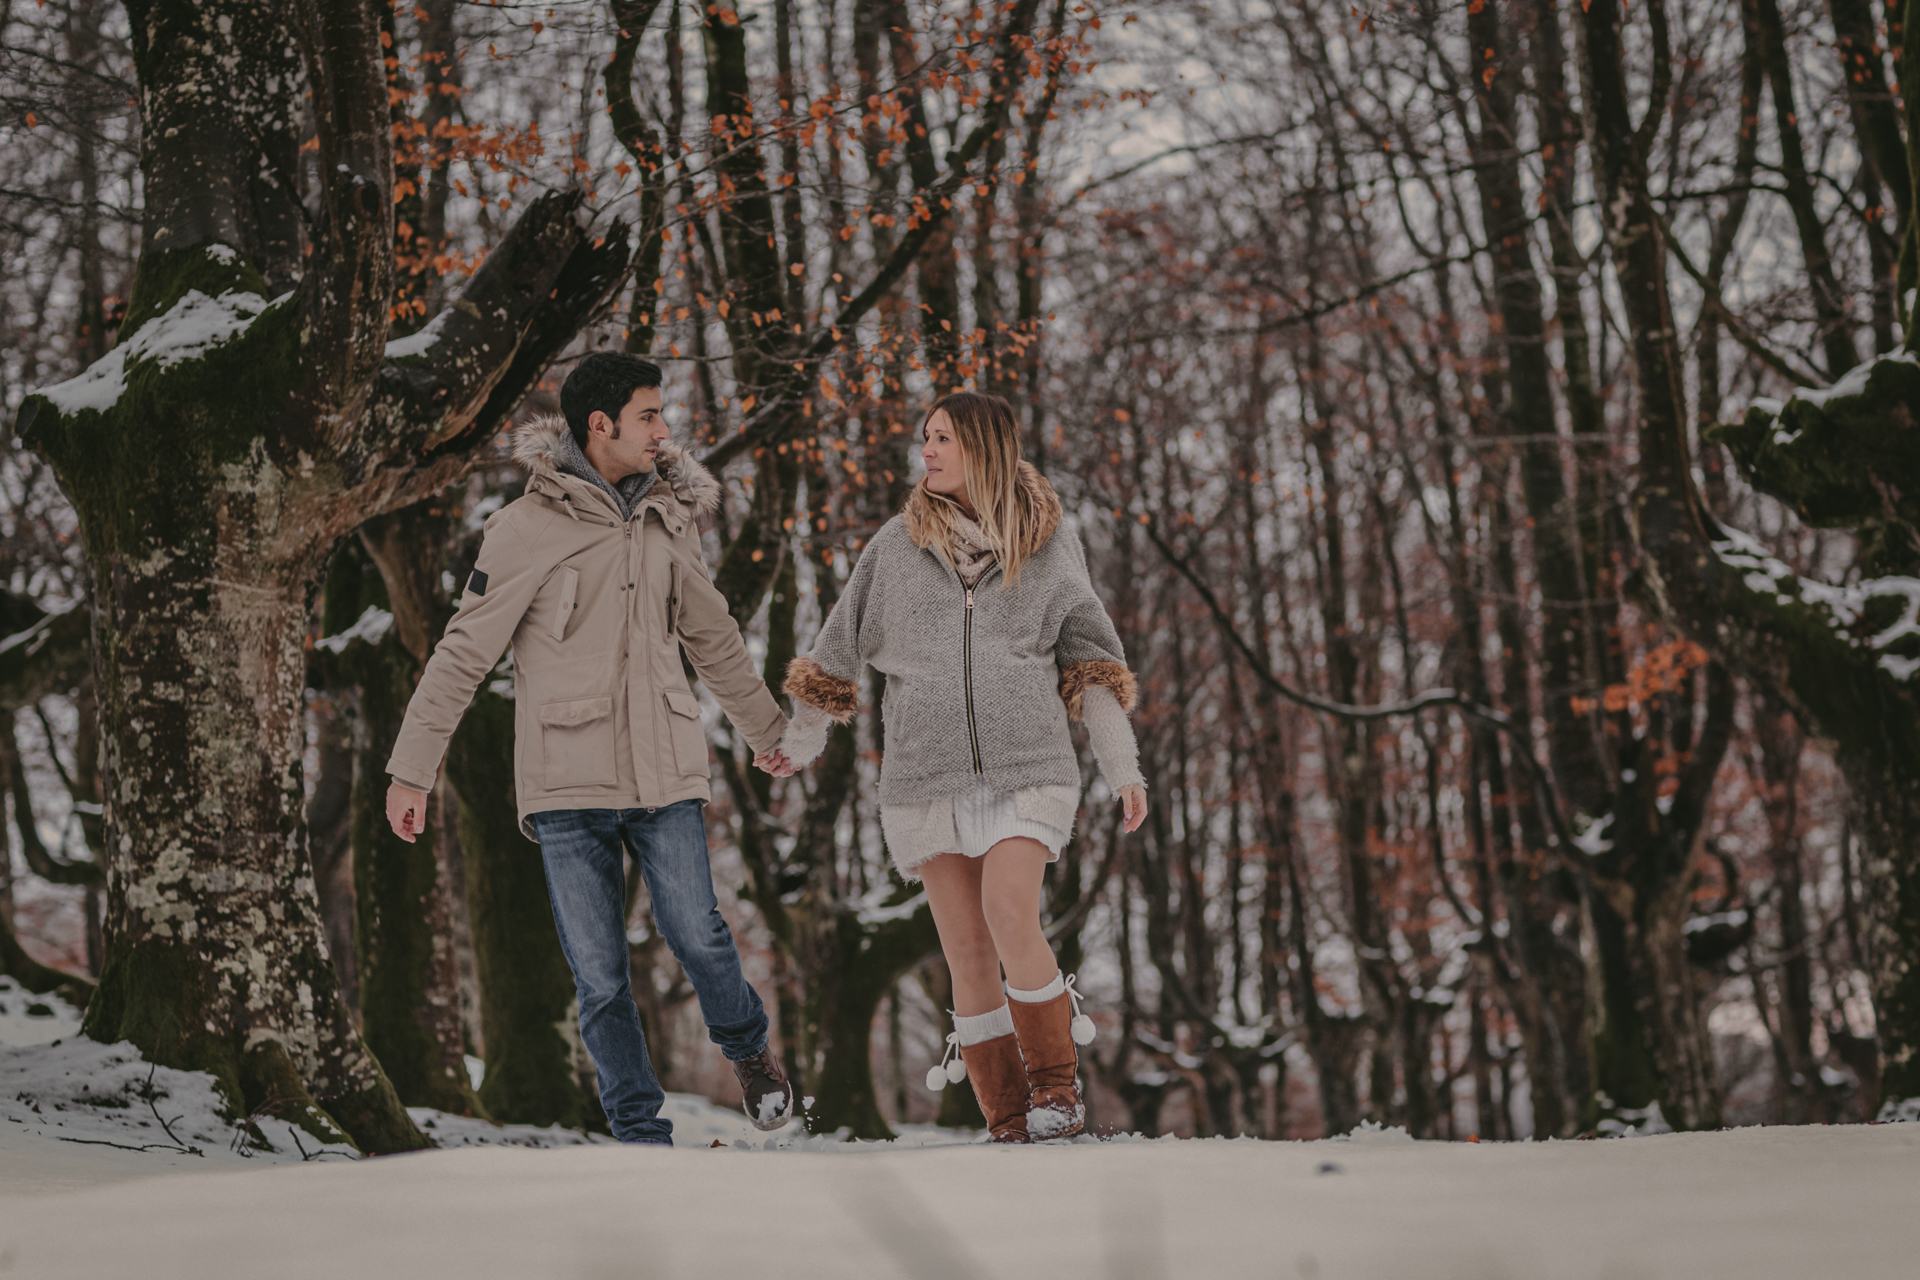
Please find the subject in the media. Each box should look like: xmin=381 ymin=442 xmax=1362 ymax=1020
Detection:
xmin=530 ymin=801 xmax=770 ymax=1145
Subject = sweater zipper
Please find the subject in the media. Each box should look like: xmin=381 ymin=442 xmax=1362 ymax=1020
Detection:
xmin=963 ymin=586 xmax=983 ymax=774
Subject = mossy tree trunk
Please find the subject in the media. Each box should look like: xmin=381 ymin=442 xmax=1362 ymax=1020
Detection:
xmin=792 ymin=886 xmax=939 ymax=1138
xmin=1702 ymin=363 xmax=1920 ymax=1113
xmin=321 ymin=514 xmax=483 ymax=1118
xmin=1582 ymin=0 xmax=1920 ymax=1115
xmin=445 ymin=689 xmax=602 ymax=1129
xmin=14 ymin=0 xmax=628 ymax=1151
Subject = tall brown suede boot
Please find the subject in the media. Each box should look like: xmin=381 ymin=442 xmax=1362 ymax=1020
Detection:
xmin=1008 ymin=989 xmax=1085 ymax=1140
xmin=958 ymin=1032 xmax=1031 ymax=1143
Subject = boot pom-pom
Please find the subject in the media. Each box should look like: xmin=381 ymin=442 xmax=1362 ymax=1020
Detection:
xmin=946 ymin=1057 xmax=968 ymax=1083
xmin=925 ymin=1065 xmax=948 ymax=1092
xmin=1071 ymin=1014 xmax=1097 ymax=1045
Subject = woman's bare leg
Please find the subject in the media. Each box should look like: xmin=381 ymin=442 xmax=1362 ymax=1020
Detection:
xmin=916 ymin=853 xmax=1005 ymax=1016
xmin=979 ymin=837 xmax=1058 ymax=991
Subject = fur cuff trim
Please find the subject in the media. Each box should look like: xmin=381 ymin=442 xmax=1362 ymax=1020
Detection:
xmin=1060 ymin=660 xmax=1137 ymax=720
xmin=783 ymin=656 xmax=860 ymax=724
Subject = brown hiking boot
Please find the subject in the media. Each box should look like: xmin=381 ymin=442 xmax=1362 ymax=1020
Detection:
xmin=958 ymin=1032 xmax=1031 ymax=1143
xmin=1009 ymin=991 xmax=1085 ymax=1140
xmin=732 ymin=1045 xmax=795 ymax=1131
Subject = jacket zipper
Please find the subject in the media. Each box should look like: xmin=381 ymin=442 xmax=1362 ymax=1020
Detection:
xmin=963 ymin=586 xmax=983 ymax=774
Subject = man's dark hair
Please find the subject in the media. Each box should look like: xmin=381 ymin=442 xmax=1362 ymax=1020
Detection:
xmin=560 ymin=353 xmax=663 ymax=448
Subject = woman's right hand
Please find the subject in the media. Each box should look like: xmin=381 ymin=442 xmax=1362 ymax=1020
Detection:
xmin=1120 ymin=784 xmax=1148 ymax=833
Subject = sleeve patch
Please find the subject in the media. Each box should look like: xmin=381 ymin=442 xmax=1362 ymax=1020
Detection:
xmin=467 ymin=569 xmax=489 ymax=597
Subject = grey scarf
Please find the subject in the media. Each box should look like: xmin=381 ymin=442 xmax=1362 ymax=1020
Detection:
xmin=556 ymin=427 xmax=658 ymax=520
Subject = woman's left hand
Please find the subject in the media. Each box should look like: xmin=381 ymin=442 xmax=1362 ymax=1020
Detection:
xmin=1120 ymin=784 xmax=1148 ymax=834
xmin=754 ymin=748 xmax=798 ymax=777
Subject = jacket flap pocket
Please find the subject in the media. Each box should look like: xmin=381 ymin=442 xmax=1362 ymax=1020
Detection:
xmin=549 ymin=566 xmax=579 ymax=642
xmin=539 ymin=695 xmax=611 ymax=727
xmin=663 ymin=689 xmax=701 ymax=719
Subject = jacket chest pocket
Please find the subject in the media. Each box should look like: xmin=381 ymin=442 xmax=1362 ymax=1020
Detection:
xmin=665 ymin=562 xmax=681 ymax=636
xmin=548 ymin=566 xmax=579 ymax=642
xmin=539 ymin=694 xmax=615 ymax=790
xmin=663 ymin=689 xmax=708 ymax=777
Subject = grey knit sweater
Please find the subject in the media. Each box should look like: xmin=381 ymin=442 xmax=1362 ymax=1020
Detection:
xmin=782 ymin=464 xmax=1138 ymax=807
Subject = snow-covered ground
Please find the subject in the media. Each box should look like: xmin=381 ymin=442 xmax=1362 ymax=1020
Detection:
xmin=2 ymin=1118 xmax=1912 ymax=1278
xmin=0 ymin=977 xmax=819 ymax=1190
xmin=1 ymin=976 xmax=1913 ymax=1278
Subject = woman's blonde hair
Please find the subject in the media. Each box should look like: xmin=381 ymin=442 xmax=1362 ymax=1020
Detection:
xmin=916 ymin=390 xmax=1040 ymax=585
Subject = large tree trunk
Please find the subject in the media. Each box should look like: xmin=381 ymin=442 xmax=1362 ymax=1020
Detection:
xmin=338 ymin=504 xmax=483 ymax=1116
xmin=1456 ymin=8 xmax=1597 ymax=1133
xmin=346 ymin=633 xmax=481 ymax=1115
xmin=791 ymin=906 xmax=934 ymax=1137
xmin=1703 ymin=372 xmax=1920 ymax=1113
xmin=73 ymin=543 xmax=421 ymax=1151
xmin=1580 ymin=0 xmax=1920 ymax=1117
xmin=446 ymin=690 xmax=603 ymax=1129
xmin=16 ymin=0 xmax=629 ymax=1150
xmin=1571 ymin=0 xmax=1745 ymax=1132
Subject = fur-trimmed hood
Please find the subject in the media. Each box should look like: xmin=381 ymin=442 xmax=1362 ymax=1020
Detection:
xmin=510 ymin=412 xmax=723 ymax=516
xmin=900 ymin=460 xmax=1062 ymax=558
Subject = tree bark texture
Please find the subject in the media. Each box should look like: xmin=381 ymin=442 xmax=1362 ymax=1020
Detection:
xmin=333 ymin=504 xmax=482 ymax=1116
xmin=1707 ymin=366 xmax=1920 ymax=1111
xmin=1574 ymin=0 xmax=1740 ymax=1131
xmin=16 ymin=0 xmax=629 ymax=1150
xmin=1583 ymin=0 xmax=1920 ymax=1116
xmin=446 ymin=689 xmax=603 ymax=1130
xmin=342 ymin=633 xmax=480 ymax=1115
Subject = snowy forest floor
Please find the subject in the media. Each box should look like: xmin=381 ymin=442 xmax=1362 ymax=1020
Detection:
xmin=2 ymin=979 xmax=1914 ymax=1279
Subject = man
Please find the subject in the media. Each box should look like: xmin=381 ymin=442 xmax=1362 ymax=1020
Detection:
xmin=384 ymin=352 xmax=795 ymax=1144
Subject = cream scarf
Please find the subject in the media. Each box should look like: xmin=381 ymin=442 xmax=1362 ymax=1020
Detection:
xmin=949 ymin=514 xmax=998 ymax=587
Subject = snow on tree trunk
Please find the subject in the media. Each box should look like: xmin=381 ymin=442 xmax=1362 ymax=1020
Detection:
xmin=1705 ymin=355 xmax=1920 ymax=1113
xmin=1583 ymin=0 xmax=1920 ymax=1118
xmin=74 ymin=510 xmax=416 ymax=1150
xmin=13 ymin=0 xmax=629 ymax=1150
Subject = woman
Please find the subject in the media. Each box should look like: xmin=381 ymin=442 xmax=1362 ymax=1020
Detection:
xmin=759 ymin=390 xmax=1146 ymax=1143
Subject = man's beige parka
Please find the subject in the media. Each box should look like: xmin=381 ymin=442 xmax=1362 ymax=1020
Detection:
xmin=386 ymin=415 xmax=787 ymax=838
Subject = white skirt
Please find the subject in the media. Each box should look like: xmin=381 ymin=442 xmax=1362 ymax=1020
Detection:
xmin=881 ymin=782 xmax=1075 ymax=881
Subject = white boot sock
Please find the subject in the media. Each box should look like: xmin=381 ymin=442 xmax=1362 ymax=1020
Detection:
xmin=1006 ymin=972 xmax=1064 ymax=1004
xmin=952 ymin=1003 xmax=1015 ymax=1045
xmin=928 ymin=1004 xmax=1015 ymax=1090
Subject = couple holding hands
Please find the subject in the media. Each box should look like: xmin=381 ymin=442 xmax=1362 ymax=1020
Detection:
xmin=383 ymin=353 xmax=1147 ymax=1145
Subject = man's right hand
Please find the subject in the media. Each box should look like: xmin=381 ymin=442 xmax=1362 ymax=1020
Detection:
xmin=754 ymin=748 xmax=798 ymax=778
xmin=386 ymin=782 xmax=430 ymax=843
